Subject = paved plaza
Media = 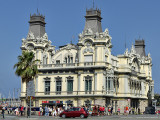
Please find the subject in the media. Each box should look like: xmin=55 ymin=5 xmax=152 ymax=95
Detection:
xmin=1 ymin=114 xmax=160 ymax=120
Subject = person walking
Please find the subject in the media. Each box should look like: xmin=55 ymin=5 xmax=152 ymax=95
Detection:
xmin=2 ymin=106 xmax=5 ymax=119
xmin=117 ymin=107 xmax=120 ymax=115
xmin=20 ymin=106 xmax=24 ymax=116
xmin=27 ymin=107 xmax=30 ymax=118
xmin=110 ymin=106 xmax=113 ymax=115
xmin=40 ymin=106 xmax=42 ymax=116
xmin=52 ymin=107 xmax=57 ymax=117
xmin=125 ymin=106 xmax=129 ymax=116
xmin=45 ymin=106 xmax=48 ymax=116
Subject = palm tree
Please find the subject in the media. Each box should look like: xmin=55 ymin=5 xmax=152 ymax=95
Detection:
xmin=14 ymin=51 xmax=39 ymax=95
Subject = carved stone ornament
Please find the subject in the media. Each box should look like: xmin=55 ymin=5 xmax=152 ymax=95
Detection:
xmin=22 ymin=38 xmax=26 ymax=45
xmin=78 ymin=32 xmax=83 ymax=39
xmin=130 ymin=44 xmax=136 ymax=54
xmin=105 ymin=48 xmax=109 ymax=55
xmin=84 ymin=28 xmax=93 ymax=35
xmin=124 ymin=48 xmax=129 ymax=56
xmin=83 ymin=47 xmax=93 ymax=54
xmin=27 ymin=32 xmax=35 ymax=40
xmin=43 ymin=33 xmax=48 ymax=40
xmin=27 ymin=44 xmax=34 ymax=51
xmin=66 ymin=44 xmax=72 ymax=50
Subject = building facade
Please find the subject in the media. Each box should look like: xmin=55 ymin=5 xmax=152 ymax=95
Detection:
xmin=20 ymin=8 xmax=154 ymax=113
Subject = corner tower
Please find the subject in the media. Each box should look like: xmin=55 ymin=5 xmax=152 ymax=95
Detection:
xmin=28 ymin=12 xmax=46 ymax=38
xmin=135 ymin=40 xmax=146 ymax=57
xmin=84 ymin=8 xmax=102 ymax=34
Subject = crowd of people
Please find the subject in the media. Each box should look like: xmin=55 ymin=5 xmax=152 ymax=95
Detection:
xmin=39 ymin=105 xmax=64 ymax=117
xmin=2 ymin=104 xmax=159 ymax=118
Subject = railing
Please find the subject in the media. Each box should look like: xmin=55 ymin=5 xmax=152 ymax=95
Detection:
xmin=21 ymin=90 xmax=115 ymax=97
xmin=38 ymin=62 xmax=109 ymax=69
xmin=20 ymin=91 xmax=147 ymax=98
xmin=66 ymin=63 xmax=75 ymax=66
xmin=84 ymin=62 xmax=94 ymax=66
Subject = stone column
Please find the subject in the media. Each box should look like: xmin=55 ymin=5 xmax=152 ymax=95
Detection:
xmin=78 ymin=47 xmax=81 ymax=63
xmin=36 ymin=76 xmax=38 ymax=92
xmin=36 ymin=50 xmax=39 ymax=60
xmin=111 ymin=77 xmax=114 ymax=92
xmin=78 ymin=74 xmax=81 ymax=91
xmin=124 ymin=75 xmax=129 ymax=95
xmin=49 ymin=52 xmax=51 ymax=64
xmin=95 ymin=46 xmax=97 ymax=62
xmin=103 ymin=73 xmax=106 ymax=92
xmin=41 ymin=50 xmax=43 ymax=64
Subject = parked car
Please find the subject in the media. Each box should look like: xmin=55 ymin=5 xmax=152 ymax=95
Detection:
xmin=59 ymin=107 xmax=88 ymax=118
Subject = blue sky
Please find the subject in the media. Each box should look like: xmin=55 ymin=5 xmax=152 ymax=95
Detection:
xmin=0 ymin=0 xmax=159 ymax=98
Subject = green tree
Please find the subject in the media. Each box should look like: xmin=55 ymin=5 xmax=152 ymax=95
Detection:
xmin=154 ymin=94 xmax=160 ymax=106
xmin=14 ymin=51 xmax=39 ymax=95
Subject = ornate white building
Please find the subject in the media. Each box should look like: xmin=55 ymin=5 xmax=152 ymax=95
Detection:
xmin=20 ymin=8 xmax=154 ymax=113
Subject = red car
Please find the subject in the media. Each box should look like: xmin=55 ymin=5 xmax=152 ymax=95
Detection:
xmin=59 ymin=107 xmax=89 ymax=118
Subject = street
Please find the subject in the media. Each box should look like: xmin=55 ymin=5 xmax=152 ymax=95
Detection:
xmin=1 ymin=114 xmax=160 ymax=120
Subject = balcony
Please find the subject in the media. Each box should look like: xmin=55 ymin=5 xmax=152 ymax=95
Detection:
xmin=38 ymin=62 xmax=109 ymax=70
xmin=84 ymin=62 xmax=94 ymax=66
xmin=20 ymin=90 xmax=115 ymax=97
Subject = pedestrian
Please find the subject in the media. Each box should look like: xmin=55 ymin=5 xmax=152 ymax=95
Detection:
xmin=40 ymin=106 xmax=42 ymax=116
xmin=20 ymin=106 xmax=24 ymax=116
xmin=7 ymin=107 xmax=10 ymax=114
xmin=125 ymin=106 xmax=129 ymax=116
xmin=52 ymin=106 xmax=57 ymax=117
xmin=10 ymin=107 xmax=12 ymax=114
xmin=15 ymin=107 xmax=19 ymax=116
xmin=129 ymin=107 xmax=131 ymax=114
xmin=117 ymin=107 xmax=120 ymax=115
xmin=2 ymin=106 xmax=5 ymax=119
xmin=49 ymin=107 xmax=52 ymax=116
xmin=131 ymin=107 xmax=133 ymax=114
xmin=45 ymin=105 xmax=48 ymax=116
xmin=108 ymin=106 xmax=111 ymax=116
xmin=27 ymin=107 xmax=30 ymax=118
xmin=102 ymin=106 xmax=105 ymax=115
xmin=97 ymin=105 xmax=100 ymax=116
xmin=110 ymin=106 xmax=113 ymax=115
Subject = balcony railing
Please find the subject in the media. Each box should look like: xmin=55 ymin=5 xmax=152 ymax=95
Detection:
xmin=21 ymin=90 xmax=115 ymax=97
xmin=38 ymin=62 xmax=109 ymax=69
xmin=20 ymin=91 xmax=147 ymax=98
xmin=84 ymin=62 xmax=94 ymax=66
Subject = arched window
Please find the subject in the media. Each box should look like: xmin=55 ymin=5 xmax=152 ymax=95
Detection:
xmin=65 ymin=55 xmax=73 ymax=63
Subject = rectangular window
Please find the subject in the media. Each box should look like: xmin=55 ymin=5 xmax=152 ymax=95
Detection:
xmin=67 ymin=80 xmax=73 ymax=94
xmin=106 ymin=77 xmax=112 ymax=91
xmin=65 ymin=58 xmax=67 ymax=63
xmin=84 ymin=55 xmax=93 ymax=62
xmin=108 ymin=78 xmax=111 ymax=90
xmin=45 ymin=81 xmax=50 ymax=95
xmin=56 ymin=81 xmax=61 ymax=95
xmin=85 ymin=77 xmax=92 ymax=94
xmin=71 ymin=57 xmax=73 ymax=63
